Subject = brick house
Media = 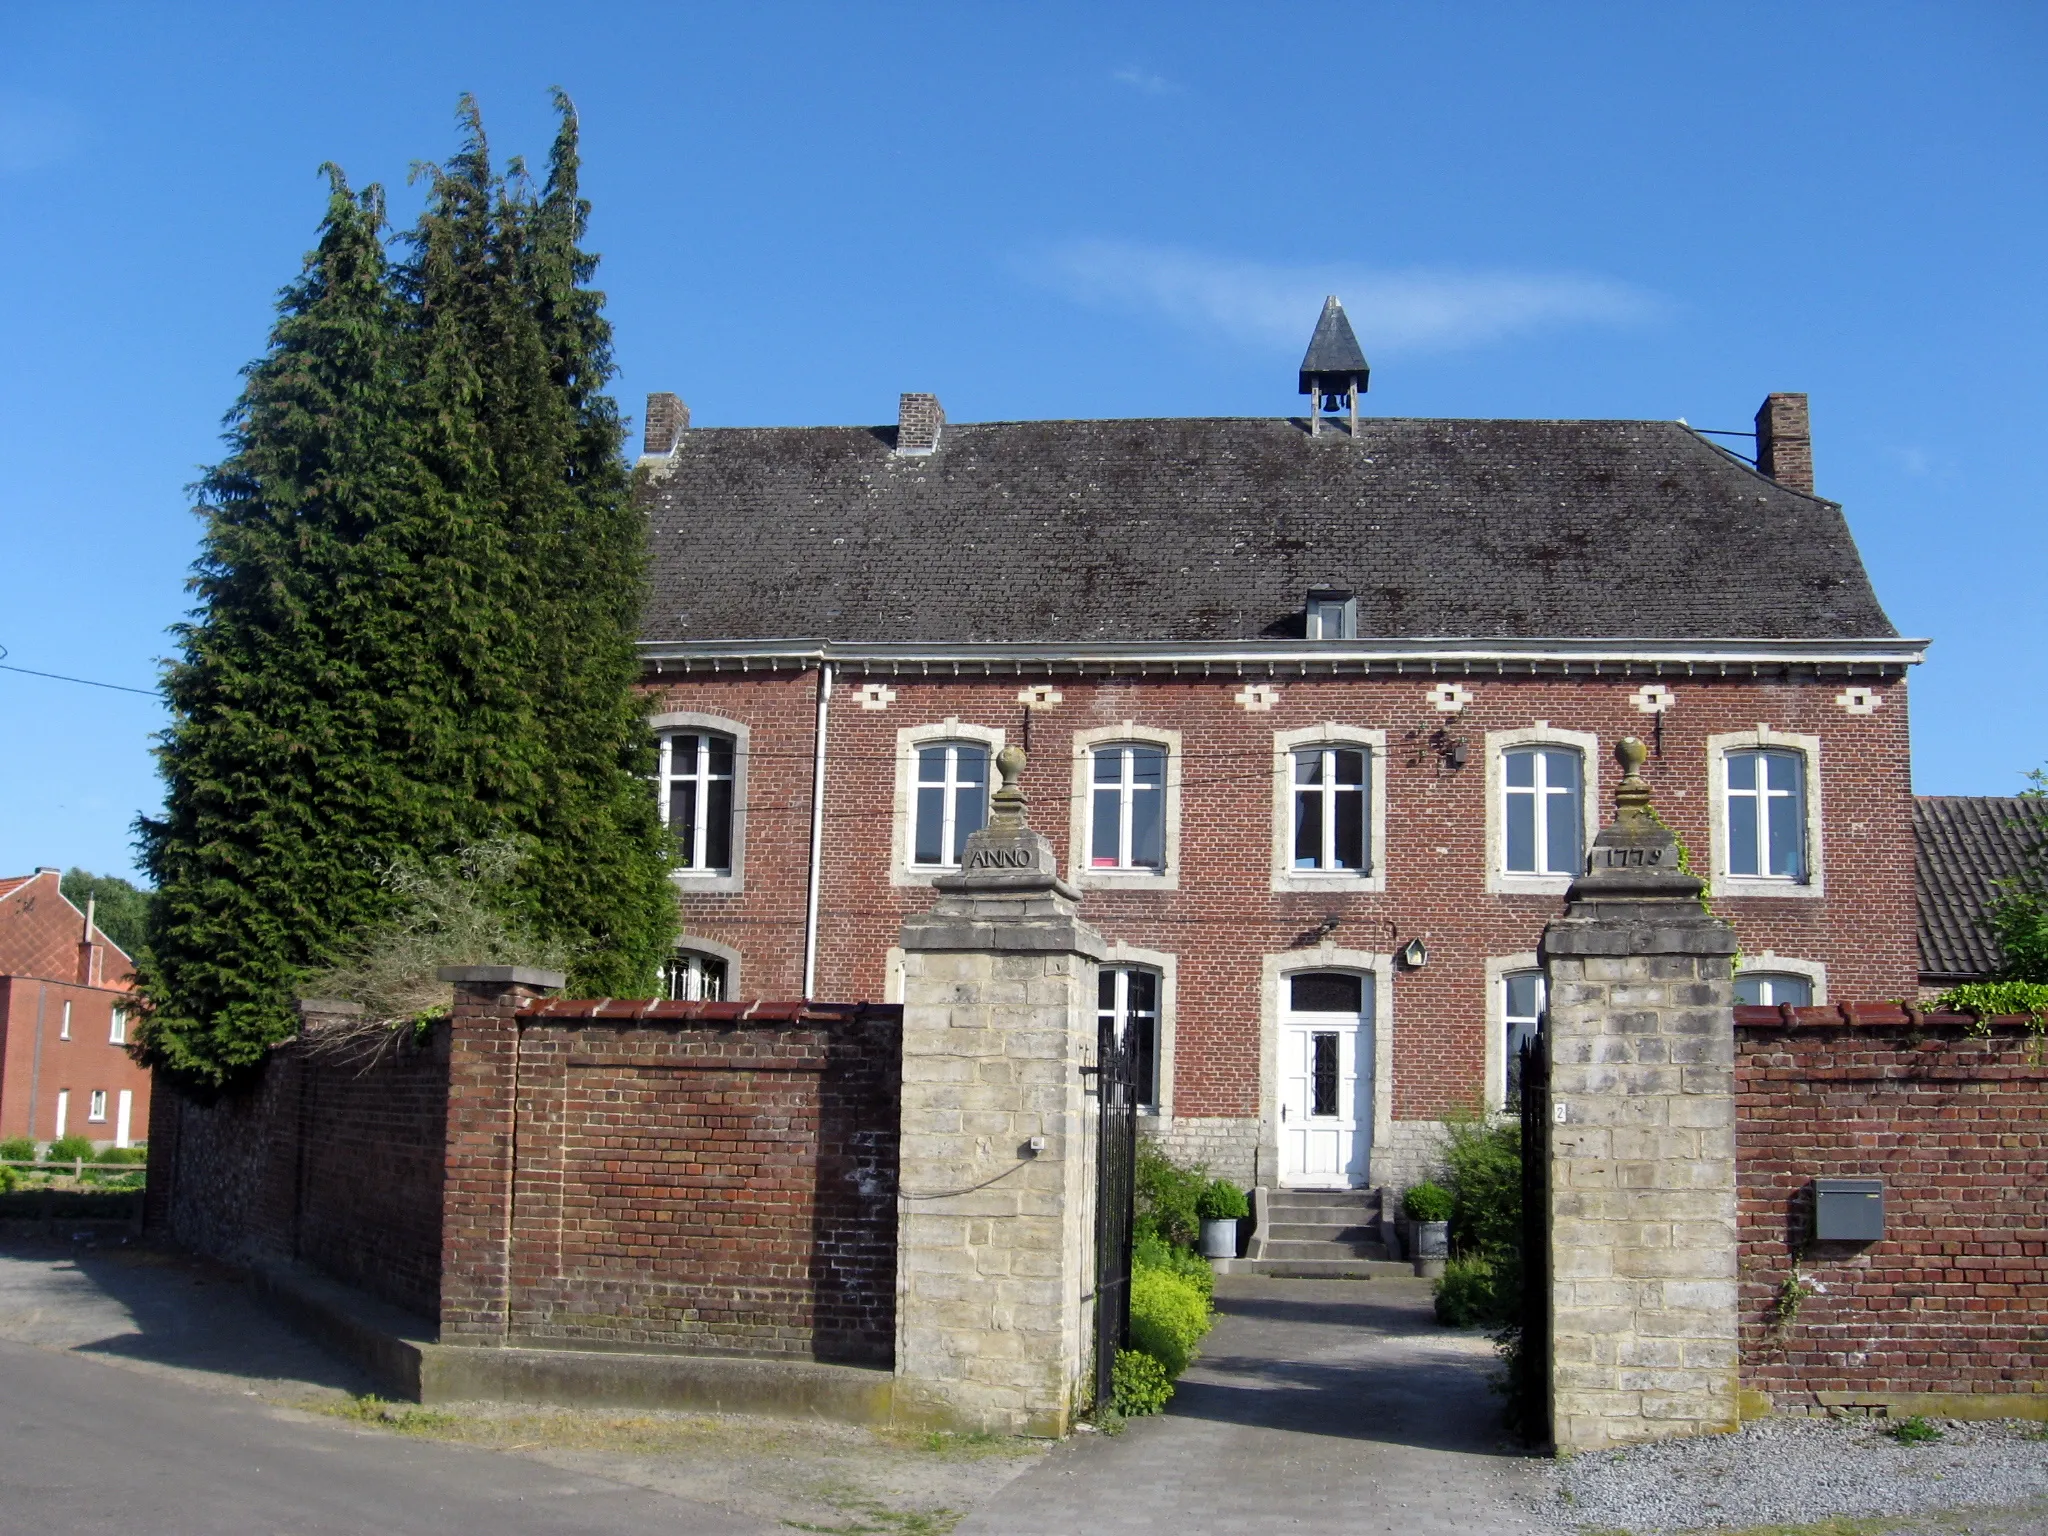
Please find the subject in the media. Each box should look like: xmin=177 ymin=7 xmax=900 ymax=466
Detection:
xmin=633 ymin=301 xmax=1922 ymax=1191
xmin=0 ymin=868 xmax=150 ymax=1147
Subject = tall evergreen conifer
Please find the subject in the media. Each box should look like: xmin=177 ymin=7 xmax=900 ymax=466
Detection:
xmin=143 ymin=100 xmax=675 ymax=1083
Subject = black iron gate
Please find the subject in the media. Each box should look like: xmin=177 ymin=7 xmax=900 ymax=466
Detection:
xmin=1092 ymin=1008 xmax=1141 ymax=1409
xmin=1517 ymin=1033 xmax=1552 ymax=1447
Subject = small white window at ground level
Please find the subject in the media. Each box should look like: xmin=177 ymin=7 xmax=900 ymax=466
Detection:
xmin=1504 ymin=971 xmax=1546 ymax=1101
xmin=1725 ymin=748 xmax=1807 ymax=881
xmin=1090 ymin=745 xmax=1167 ymax=871
xmin=88 ymin=1090 xmax=107 ymax=1123
xmin=1734 ymin=972 xmax=1813 ymax=1007
xmin=660 ymin=731 xmax=736 ymax=874
xmin=59 ymin=1001 xmax=71 ymax=1041
xmin=109 ymin=1008 xmax=127 ymax=1045
xmin=1292 ymin=746 xmax=1370 ymax=872
xmin=911 ymin=743 xmax=989 ymax=868
xmin=668 ymin=951 xmax=729 ymax=1002
xmin=1503 ymin=747 xmax=1584 ymax=876
xmin=1097 ymin=967 xmax=1161 ymax=1110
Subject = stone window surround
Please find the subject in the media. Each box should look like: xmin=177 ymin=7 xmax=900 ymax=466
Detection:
xmin=1101 ymin=942 xmax=1179 ymax=1120
xmin=649 ymin=709 xmax=749 ymax=894
xmin=1270 ymin=724 xmax=1389 ymax=894
xmin=1067 ymin=722 xmax=1183 ymax=891
xmin=671 ymin=933 xmax=743 ymax=1000
xmin=1258 ymin=946 xmax=1395 ymax=1189
xmin=1736 ymin=951 xmax=1828 ymax=1005
xmin=1707 ymin=727 xmax=1826 ymax=900
xmin=889 ymin=718 xmax=1007 ymax=888
xmin=1484 ymin=951 xmax=1542 ymax=1113
xmin=1484 ymin=723 xmax=1602 ymax=897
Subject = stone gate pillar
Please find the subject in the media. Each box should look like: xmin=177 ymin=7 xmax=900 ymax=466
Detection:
xmin=894 ymin=746 xmax=1107 ymax=1435
xmin=1540 ymin=738 xmax=1740 ymax=1452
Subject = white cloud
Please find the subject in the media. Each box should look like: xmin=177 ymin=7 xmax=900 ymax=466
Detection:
xmin=0 ymin=93 xmax=82 ymax=175
xmin=1111 ymin=66 xmax=1175 ymax=96
xmin=1021 ymin=239 xmax=1660 ymax=356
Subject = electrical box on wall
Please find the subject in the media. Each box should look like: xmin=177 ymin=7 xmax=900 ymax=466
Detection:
xmin=1814 ymin=1178 xmax=1884 ymax=1242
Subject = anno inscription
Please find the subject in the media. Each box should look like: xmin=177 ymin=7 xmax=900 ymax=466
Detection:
xmin=968 ymin=843 xmax=1039 ymax=871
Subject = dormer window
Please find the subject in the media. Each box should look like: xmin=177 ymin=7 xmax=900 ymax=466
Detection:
xmin=1305 ymin=589 xmax=1356 ymax=640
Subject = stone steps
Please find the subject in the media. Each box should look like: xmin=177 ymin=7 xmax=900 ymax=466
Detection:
xmin=1228 ymin=1184 xmax=1413 ymax=1278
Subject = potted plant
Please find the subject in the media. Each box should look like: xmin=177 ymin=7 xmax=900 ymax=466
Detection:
xmin=1196 ymin=1178 xmax=1249 ymax=1259
xmin=1402 ymin=1181 xmax=1454 ymax=1277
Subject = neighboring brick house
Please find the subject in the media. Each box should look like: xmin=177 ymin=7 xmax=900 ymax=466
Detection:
xmin=630 ymin=302 xmax=1924 ymax=1190
xmin=0 ymin=868 xmax=150 ymax=1147
xmin=1914 ymin=794 xmax=2047 ymax=994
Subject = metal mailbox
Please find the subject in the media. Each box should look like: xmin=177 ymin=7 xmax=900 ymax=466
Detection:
xmin=1814 ymin=1178 xmax=1884 ymax=1242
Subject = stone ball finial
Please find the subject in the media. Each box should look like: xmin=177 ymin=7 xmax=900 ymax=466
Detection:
xmin=990 ymin=744 xmax=1029 ymax=828
xmin=1614 ymin=735 xmax=1653 ymax=823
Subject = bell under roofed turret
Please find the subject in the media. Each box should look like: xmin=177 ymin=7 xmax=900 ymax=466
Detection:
xmin=1298 ymin=295 xmax=1370 ymax=436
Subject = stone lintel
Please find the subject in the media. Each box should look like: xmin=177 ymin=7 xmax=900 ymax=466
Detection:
xmin=899 ymin=912 xmax=1107 ymax=959
xmin=1542 ymin=909 xmax=1737 ymax=960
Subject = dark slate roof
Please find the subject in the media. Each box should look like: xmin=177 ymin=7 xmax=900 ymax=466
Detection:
xmin=1916 ymin=796 xmax=2048 ymax=981
xmin=1299 ymin=297 xmax=1370 ymax=394
xmin=637 ymin=415 xmax=1899 ymax=646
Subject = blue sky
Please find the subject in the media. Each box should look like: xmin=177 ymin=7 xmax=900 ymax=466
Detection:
xmin=2 ymin=3 xmax=2043 ymax=882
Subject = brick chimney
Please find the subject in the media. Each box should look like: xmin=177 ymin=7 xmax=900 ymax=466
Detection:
xmin=1754 ymin=393 xmax=1813 ymax=494
xmin=643 ymin=392 xmax=689 ymax=456
xmin=896 ymin=393 xmax=944 ymax=456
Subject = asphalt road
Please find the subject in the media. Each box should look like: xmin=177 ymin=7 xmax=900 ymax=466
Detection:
xmin=0 ymin=1335 xmax=777 ymax=1536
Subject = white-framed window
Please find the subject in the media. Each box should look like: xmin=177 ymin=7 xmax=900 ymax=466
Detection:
xmin=1305 ymin=589 xmax=1357 ymax=640
xmin=1091 ymin=745 xmax=1166 ymax=869
xmin=891 ymin=720 xmax=1005 ymax=886
xmin=1725 ymin=749 xmax=1806 ymax=880
xmin=1271 ymin=726 xmax=1388 ymax=892
xmin=1708 ymin=729 xmax=1823 ymax=899
xmin=912 ymin=742 xmax=990 ymax=869
xmin=109 ymin=1008 xmax=127 ymax=1045
xmin=1504 ymin=747 xmax=1583 ymax=877
xmin=1504 ymin=970 xmax=1546 ymax=1102
xmin=1097 ymin=966 xmax=1162 ymax=1111
xmin=649 ymin=711 xmax=749 ymax=893
xmin=668 ymin=950 xmax=729 ymax=1001
xmin=1070 ymin=725 xmax=1181 ymax=889
xmin=1486 ymin=726 xmax=1599 ymax=895
xmin=1734 ymin=972 xmax=1812 ymax=1007
xmin=87 ymin=1090 xmax=107 ymax=1123
xmin=59 ymin=1001 xmax=71 ymax=1041
xmin=660 ymin=731 xmax=735 ymax=874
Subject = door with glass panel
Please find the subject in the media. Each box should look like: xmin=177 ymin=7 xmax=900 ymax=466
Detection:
xmin=1277 ymin=971 xmax=1373 ymax=1188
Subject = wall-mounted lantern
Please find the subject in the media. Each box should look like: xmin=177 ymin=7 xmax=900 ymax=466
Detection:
xmin=1399 ymin=937 xmax=1428 ymax=970
xmin=1813 ymin=1178 xmax=1884 ymax=1242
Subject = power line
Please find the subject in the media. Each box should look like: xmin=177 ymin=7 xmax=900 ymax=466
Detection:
xmin=0 ymin=645 xmax=159 ymax=698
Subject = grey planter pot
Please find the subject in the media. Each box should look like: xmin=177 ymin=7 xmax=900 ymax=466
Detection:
xmin=1412 ymin=1218 xmax=1450 ymax=1278
xmin=1199 ymin=1217 xmax=1239 ymax=1259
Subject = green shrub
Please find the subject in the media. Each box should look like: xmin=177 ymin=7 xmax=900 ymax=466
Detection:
xmin=1433 ymin=1253 xmax=1522 ymax=1327
xmin=1134 ymin=1143 xmax=1206 ymax=1249
xmin=1128 ymin=1265 xmax=1213 ymax=1378
xmin=46 ymin=1135 xmax=95 ymax=1165
xmin=95 ymin=1146 xmax=148 ymax=1165
xmin=1442 ymin=1117 xmax=1521 ymax=1258
xmin=0 ymin=1137 xmax=33 ymax=1163
xmin=1111 ymin=1348 xmax=1174 ymax=1415
xmin=1402 ymin=1180 xmax=1454 ymax=1223
xmin=0 ymin=1166 xmax=18 ymax=1194
xmin=1133 ymin=1231 xmax=1215 ymax=1300
xmin=1195 ymin=1178 xmax=1248 ymax=1221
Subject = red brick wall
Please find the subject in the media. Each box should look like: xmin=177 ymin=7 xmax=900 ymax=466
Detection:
xmin=645 ymin=669 xmax=1917 ymax=1122
xmin=144 ymin=1030 xmax=449 ymax=1322
xmin=1735 ymin=1004 xmax=2048 ymax=1407
xmin=441 ymin=995 xmax=901 ymax=1365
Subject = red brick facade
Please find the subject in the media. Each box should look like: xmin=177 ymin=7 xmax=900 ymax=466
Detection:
xmin=1735 ymin=1004 xmax=2048 ymax=1409
xmin=0 ymin=869 xmax=150 ymax=1146
xmin=647 ymin=669 xmax=1918 ymax=1165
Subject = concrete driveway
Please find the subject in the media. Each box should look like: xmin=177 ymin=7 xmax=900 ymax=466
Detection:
xmin=964 ymin=1274 xmax=1556 ymax=1535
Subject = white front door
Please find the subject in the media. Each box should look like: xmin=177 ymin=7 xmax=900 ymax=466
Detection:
xmin=1277 ymin=972 xmax=1372 ymax=1188
xmin=115 ymin=1090 xmax=133 ymax=1149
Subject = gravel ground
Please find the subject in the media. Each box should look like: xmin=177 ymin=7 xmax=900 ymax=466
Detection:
xmin=1546 ymin=1416 xmax=2048 ymax=1533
